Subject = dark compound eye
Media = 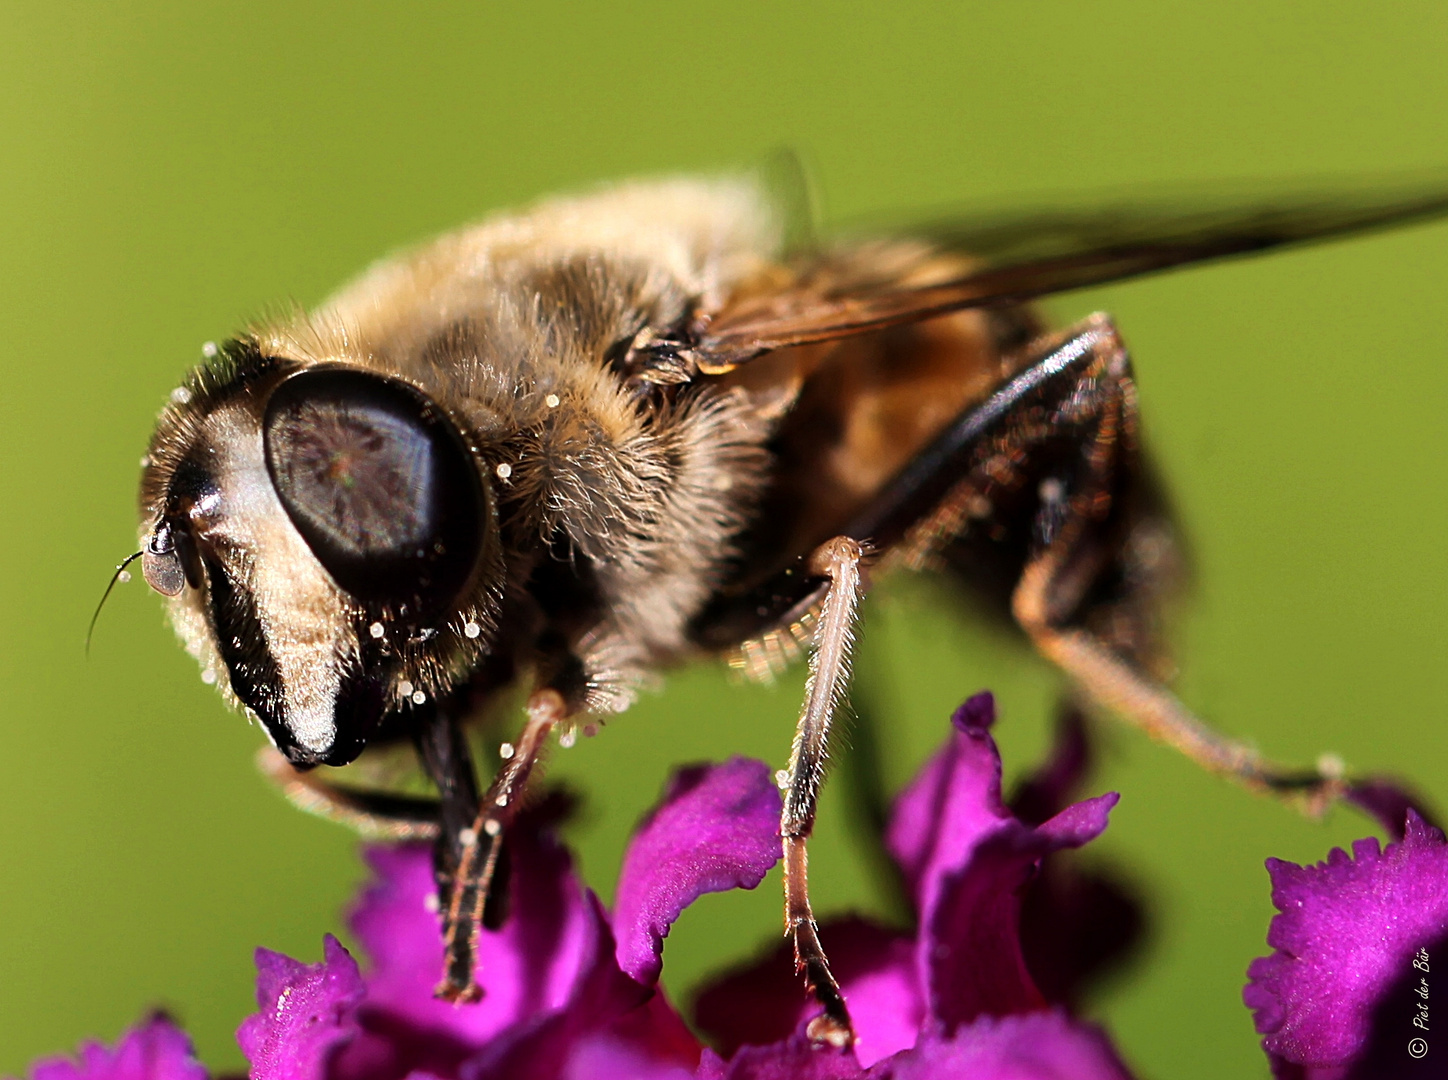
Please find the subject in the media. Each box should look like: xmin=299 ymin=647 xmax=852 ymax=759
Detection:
xmin=264 ymin=367 xmax=488 ymax=620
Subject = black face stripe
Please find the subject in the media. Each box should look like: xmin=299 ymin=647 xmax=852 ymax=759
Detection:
xmin=202 ymin=549 xmax=293 ymax=752
xmin=202 ymin=549 xmax=388 ymax=768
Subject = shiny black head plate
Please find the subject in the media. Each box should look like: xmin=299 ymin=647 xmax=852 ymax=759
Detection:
xmin=263 ymin=367 xmax=489 ymax=623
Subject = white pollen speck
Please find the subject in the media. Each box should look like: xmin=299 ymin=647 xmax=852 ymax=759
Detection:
xmin=494 ymin=462 xmax=512 ymax=480
xmin=201 ymin=668 xmax=217 ymax=685
xmin=170 ymin=386 xmax=192 ymax=404
xmin=495 ymin=794 xmax=508 ymax=807
xmin=411 ymin=690 xmax=427 ymax=705
xmin=423 ymin=892 xmax=440 ymax=914
xmin=117 ymin=570 xmax=132 ymax=584
xmin=139 ymin=455 xmax=151 ymax=469
xmin=369 ymin=621 xmax=385 ymax=639
xmin=463 ymin=621 xmax=481 ymax=639
xmin=458 ymin=827 xmax=478 ymax=848
xmin=1038 ymin=478 xmax=1065 ymax=504
xmin=498 ymin=741 xmax=515 ymax=760
xmin=1317 ymin=752 xmax=1346 ymax=780
xmin=201 ymin=341 xmax=218 ymax=358
xmin=398 ymin=681 xmax=414 ymax=697
xmin=559 ymin=727 xmax=577 ymax=748
xmin=775 ymin=769 xmax=790 ymax=790
xmin=483 ymin=819 xmax=502 ymax=836
xmin=544 ymin=393 xmax=560 ymax=408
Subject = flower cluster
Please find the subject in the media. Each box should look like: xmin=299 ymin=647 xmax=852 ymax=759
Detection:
xmin=18 ymin=693 xmax=1448 ymax=1080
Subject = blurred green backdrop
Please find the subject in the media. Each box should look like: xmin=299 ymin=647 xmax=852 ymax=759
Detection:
xmin=2 ymin=3 xmax=1446 ymax=1077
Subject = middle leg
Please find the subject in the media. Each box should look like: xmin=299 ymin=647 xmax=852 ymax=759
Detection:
xmin=780 ymin=536 xmax=867 ymax=1050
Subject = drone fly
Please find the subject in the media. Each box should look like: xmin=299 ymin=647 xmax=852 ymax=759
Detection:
xmin=134 ymin=173 xmax=1448 ymax=1046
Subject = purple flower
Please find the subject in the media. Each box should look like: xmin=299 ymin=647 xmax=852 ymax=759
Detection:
xmin=332 ymin=756 xmax=780 ymax=1080
xmin=20 ymin=695 xmax=1140 ymax=1080
xmin=1245 ymin=810 xmax=1448 ymax=1078
xmin=240 ymin=937 xmax=366 ymax=1080
xmin=694 ymin=693 xmax=1129 ymax=1075
xmin=25 ymin=1018 xmax=206 ymax=1080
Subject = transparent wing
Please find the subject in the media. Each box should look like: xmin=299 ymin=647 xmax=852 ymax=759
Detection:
xmin=688 ymin=176 xmax=1448 ymax=369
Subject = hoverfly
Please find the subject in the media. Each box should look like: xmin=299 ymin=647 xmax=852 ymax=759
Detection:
xmin=134 ymin=172 xmax=1448 ymax=1046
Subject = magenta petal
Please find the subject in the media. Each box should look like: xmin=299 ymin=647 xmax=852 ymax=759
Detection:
xmin=1244 ymin=812 xmax=1448 ymax=1070
xmin=887 ymin=692 xmax=1118 ymax=1026
xmin=456 ymin=893 xmax=653 ymax=1080
xmin=887 ymin=691 xmax=1011 ymax=923
xmin=1008 ymin=706 xmax=1091 ymax=827
xmin=1018 ymin=855 xmax=1147 ymax=1010
xmin=869 ymin=1011 xmax=1138 ymax=1079
xmin=337 ymin=798 xmax=705 ymax=1080
xmin=697 ymin=1039 xmax=863 ymax=1080
xmin=1344 ymin=778 xmax=1440 ymax=841
xmin=238 ymin=935 xmax=365 ymax=1080
xmin=345 ymin=820 xmax=593 ymax=1051
xmin=28 ymin=1017 xmax=207 ymax=1080
xmin=561 ymin=1040 xmax=694 ymax=1080
xmin=593 ymin=987 xmax=703 ymax=1071
xmin=561 ymin=1023 xmax=698 ymax=1080
xmin=613 ymin=758 xmax=782 ymax=986
xmin=925 ymin=794 xmax=1118 ymax=1025
xmin=693 ymin=917 xmax=919 ymax=1068
xmin=829 ymin=930 xmax=923 ymax=1068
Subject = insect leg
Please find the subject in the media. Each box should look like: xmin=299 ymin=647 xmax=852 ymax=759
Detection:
xmin=698 ymin=314 xmax=1347 ymax=818
xmin=1000 ymin=319 xmax=1344 ymax=812
xmin=436 ymin=688 xmax=566 ymax=1003
xmin=782 ymin=536 xmax=865 ymax=1049
xmin=255 ymin=746 xmax=440 ymax=840
xmin=410 ymin=700 xmax=485 ymax=953
xmin=1015 ymin=560 xmax=1343 ymax=809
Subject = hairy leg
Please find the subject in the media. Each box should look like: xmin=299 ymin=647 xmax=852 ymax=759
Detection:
xmin=781 ymin=537 xmax=866 ymax=1049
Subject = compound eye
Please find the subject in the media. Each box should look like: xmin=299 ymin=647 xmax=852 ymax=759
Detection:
xmin=263 ymin=367 xmax=487 ymax=619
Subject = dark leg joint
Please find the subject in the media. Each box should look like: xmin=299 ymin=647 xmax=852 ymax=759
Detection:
xmin=784 ymin=837 xmax=853 ymax=1049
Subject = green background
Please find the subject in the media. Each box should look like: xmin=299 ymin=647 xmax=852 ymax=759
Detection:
xmin=2 ymin=4 xmax=1446 ymax=1077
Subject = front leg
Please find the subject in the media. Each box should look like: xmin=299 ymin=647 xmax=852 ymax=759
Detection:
xmin=259 ymin=690 xmax=569 ymax=1005
xmin=436 ymin=688 xmax=567 ymax=1003
xmin=781 ymin=536 xmax=866 ymax=1049
xmin=410 ymin=698 xmax=483 ymax=957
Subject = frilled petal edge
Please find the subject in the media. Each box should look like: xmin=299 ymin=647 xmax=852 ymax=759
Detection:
xmin=28 ymin=1017 xmax=207 ymax=1080
xmin=1244 ymin=811 xmax=1448 ymax=1069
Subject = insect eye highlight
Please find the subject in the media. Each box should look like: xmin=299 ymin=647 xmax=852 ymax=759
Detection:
xmin=263 ymin=367 xmax=488 ymax=619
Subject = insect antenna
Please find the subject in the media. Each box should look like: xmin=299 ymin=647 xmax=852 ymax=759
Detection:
xmin=86 ymin=550 xmax=143 ymax=656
